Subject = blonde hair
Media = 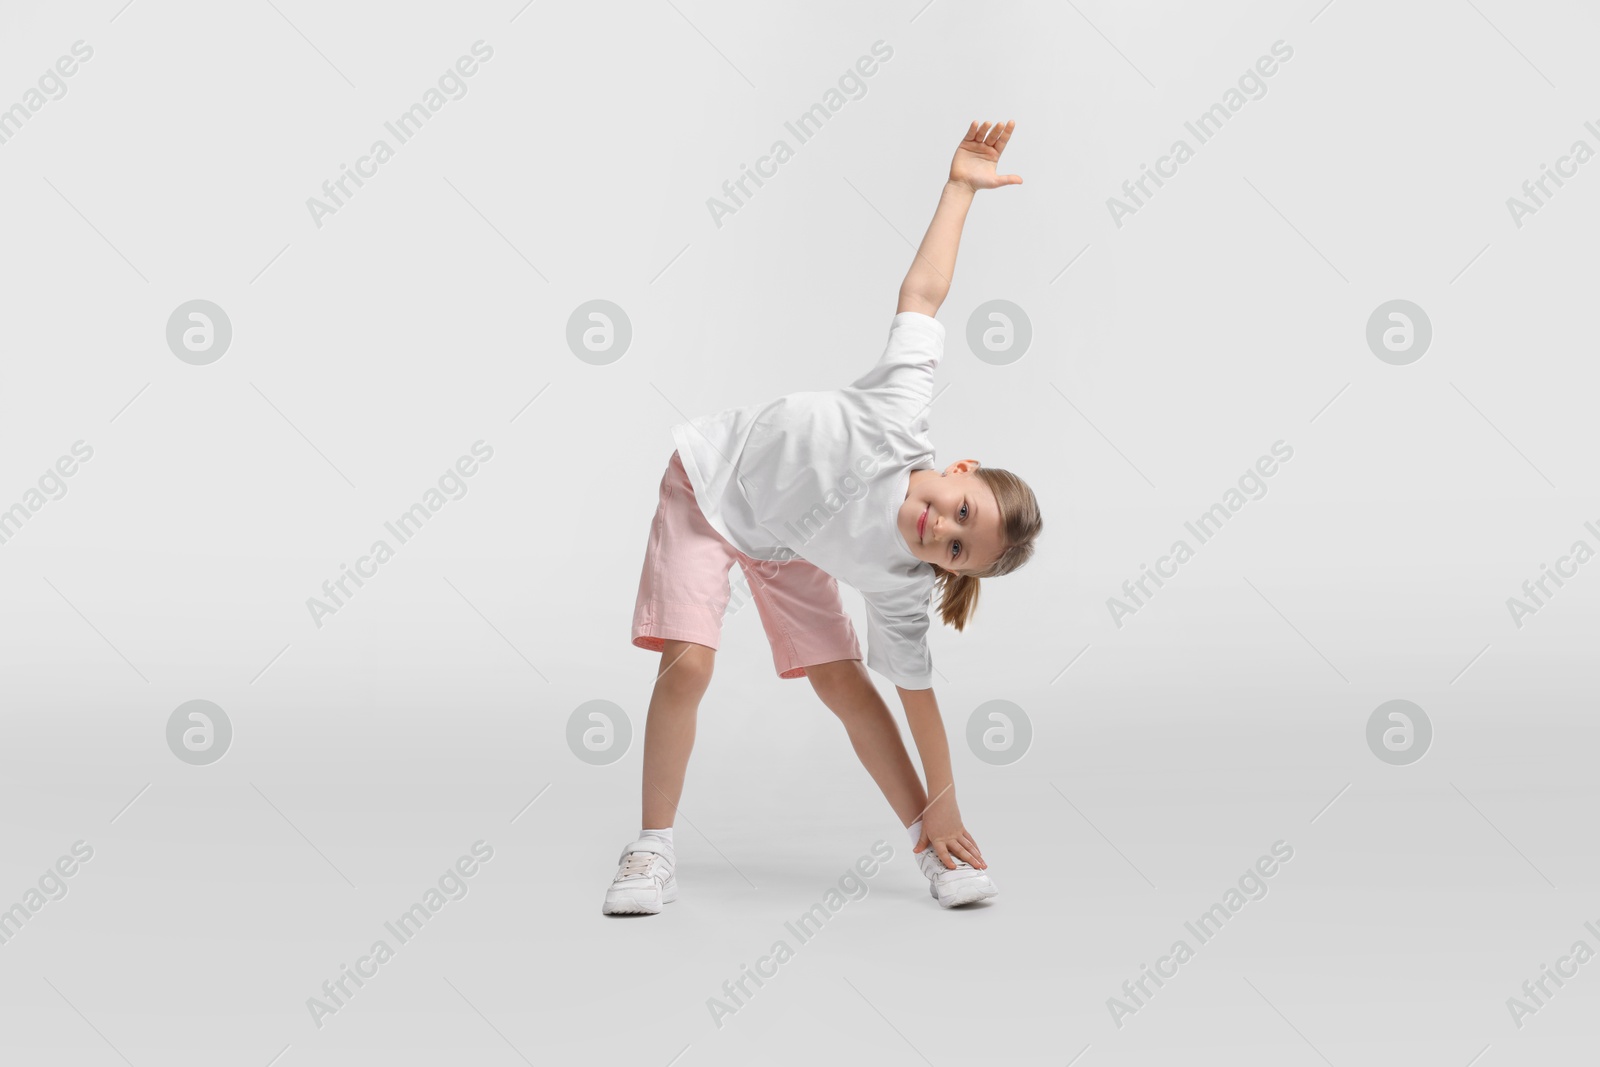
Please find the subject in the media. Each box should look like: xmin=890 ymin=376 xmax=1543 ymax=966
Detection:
xmin=931 ymin=467 xmax=1042 ymax=631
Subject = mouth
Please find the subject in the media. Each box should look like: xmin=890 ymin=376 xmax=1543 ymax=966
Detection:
xmin=917 ymin=505 xmax=928 ymax=543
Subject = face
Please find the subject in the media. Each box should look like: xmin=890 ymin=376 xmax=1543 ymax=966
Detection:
xmin=898 ymin=461 xmax=1004 ymax=574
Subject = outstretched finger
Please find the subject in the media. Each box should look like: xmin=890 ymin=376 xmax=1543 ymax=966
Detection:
xmin=953 ymin=831 xmax=979 ymax=870
xmin=949 ymin=840 xmax=980 ymax=867
xmin=983 ymin=119 xmax=1006 ymax=146
xmin=913 ymin=830 xmax=930 ymax=854
xmin=934 ymin=840 xmax=958 ymax=870
xmin=994 ymin=118 xmax=1015 ymax=152
xmin=973 ymin=120 xmax=994 ymax=144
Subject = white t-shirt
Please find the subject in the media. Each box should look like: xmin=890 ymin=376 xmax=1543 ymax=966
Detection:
xmin=670 ymin=311 xmax=945 ymax=690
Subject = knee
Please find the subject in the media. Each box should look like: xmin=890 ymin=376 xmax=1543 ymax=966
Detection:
xmin=655 ymin=640 xmax=715 ymax=695
xmin=807 ymin=658 xmax=870 ymax=712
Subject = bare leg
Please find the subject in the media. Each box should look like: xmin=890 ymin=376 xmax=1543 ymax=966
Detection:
xmin=805 ymin=658 xmax=929 ymax=826
xmin=640 ymin=639 xmax=716 ymax=829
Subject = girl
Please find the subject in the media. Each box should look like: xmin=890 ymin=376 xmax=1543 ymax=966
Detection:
xmin=607 ymin=120 xmax=1042 ymax=913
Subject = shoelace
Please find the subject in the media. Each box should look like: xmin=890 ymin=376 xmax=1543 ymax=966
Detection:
xmin=618 ymin=851 xmax=662 ymax=880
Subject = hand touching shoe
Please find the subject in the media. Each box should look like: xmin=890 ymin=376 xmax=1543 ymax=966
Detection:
xmin=913 ymin=791 xmax=987 ymax=871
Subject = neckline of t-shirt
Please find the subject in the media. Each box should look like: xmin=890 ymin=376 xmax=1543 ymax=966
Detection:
xmin=890 ymin=466 xmax=930 ymax=567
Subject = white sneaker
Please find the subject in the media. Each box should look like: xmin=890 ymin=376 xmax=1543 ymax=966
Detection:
xmin=917 ymin=848 xmax=998 ymax=908
xmin=602 ymin=836 xmax=678 ymax=915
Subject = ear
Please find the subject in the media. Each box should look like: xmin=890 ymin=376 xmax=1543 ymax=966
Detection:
xmin=944 ymin=458 xmax=982 ymax=476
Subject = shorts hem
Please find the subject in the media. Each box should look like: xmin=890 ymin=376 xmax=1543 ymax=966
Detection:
xmin=772 ymin=617 xmax=863 ymax=681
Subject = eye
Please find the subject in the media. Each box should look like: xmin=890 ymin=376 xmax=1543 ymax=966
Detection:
xmin=951 ymin=540 xmax=961 ymax=560
xmin=959 ymin=501 xmax=968 ymax=521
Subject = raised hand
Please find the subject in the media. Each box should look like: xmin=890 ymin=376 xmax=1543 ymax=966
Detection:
xmin=949 ymin=119 xmax=1022 ymax=192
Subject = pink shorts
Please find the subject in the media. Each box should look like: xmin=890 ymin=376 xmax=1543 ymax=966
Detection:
xmin=632 ymin=450 xmax=863 ymax=680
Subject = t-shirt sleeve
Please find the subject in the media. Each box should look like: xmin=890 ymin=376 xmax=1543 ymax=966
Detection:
xmin=849 ymin=311 xmax=945 ymax=415
xmin=862 ymin=587 xmax=934 ymax=690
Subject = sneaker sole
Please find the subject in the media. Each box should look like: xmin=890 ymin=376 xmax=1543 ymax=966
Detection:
xmin=603 ymin=878 xmax=678 ymax=915
xmin=931 ymin=876 xmax=998 ymax=908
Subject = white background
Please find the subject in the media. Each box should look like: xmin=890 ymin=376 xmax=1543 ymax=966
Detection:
xmin=1 ymin=0 xmax=1596 ymax=1063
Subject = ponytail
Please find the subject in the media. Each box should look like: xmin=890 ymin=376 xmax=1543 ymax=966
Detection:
xmin=933 ymin=567 xmax=982 ymax=631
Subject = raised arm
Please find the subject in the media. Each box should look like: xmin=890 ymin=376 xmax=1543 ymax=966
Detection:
xmin=896 ymin=119 xmax=1023 ymax=318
